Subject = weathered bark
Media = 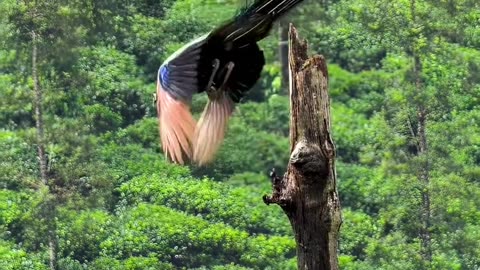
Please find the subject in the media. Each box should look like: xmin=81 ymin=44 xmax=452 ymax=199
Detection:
xmin=264 ymin=25 xmax=341 ymax=270
xmin=32 ymin=30 xmax=58 ymax=270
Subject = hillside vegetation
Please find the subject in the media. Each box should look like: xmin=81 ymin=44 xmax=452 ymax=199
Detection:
xmin=1 ymin=0 xmax=479 ymax=269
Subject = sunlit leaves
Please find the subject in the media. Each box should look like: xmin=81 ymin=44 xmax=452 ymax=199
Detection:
xmin=119 ymin=174 xmax=290 ymax=235
xmin=1 ymin=0 xmax=480 ymax=268
xmin=101 ymin=203 xmax=294 ymax=269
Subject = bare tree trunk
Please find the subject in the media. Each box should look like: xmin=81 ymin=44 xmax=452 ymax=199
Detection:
xmin=32 ymin=30 xmax=58 ymax=270
xmin=414 ymin=54 xmax=432 ymax=264
xmin=32 ymin=31 xmax=48 ymax=185
xmin=47 ymin=203 xmax=58 ymax=270
xmin=410 ymin=0 xmax=432 ymax=264
xmin=264 ymin=25 xmax=341 ymax=270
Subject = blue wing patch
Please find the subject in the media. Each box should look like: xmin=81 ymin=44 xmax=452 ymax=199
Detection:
xmin=159 ymin=65 xmax=170 ymax=85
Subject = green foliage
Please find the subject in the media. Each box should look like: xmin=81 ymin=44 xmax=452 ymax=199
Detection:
xmin=119 ymin=174 xmax=290 ymax=235
xmin=101 ymin=203 xmax=294 ymax=269
xmin=75 ymin=46 xmax=148 ymax=127
xmin=89 ymin=256 xmax=175 ymax=270
xmin=236 ymin=95 xmax=290 ymax=136
xmin=57 ymin=209 xmax=111 ymax=262
xmin=339 ymin=209 xmax=375 ymax=259
xmin=0 ymin=189 xmax=27 ymax=236
xmin=1 ymin=0 xmax=480 ymax=269
xmin=0 ymin=240 xmax=47 ymax=270
xmin=98 ymin=141 xmax=190 ymax=184
xmin=0 ymin=130 xmax=38 ymax=189
xmin=0 ymin=72 xmax=33 ymax=128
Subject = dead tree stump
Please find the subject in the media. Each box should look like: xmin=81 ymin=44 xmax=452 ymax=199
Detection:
xmin=263 ymin=25 xmax=342 ymax=270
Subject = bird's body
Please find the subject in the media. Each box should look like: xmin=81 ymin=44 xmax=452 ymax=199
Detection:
xmin=157 ymin=0 xmax=305 ymax=165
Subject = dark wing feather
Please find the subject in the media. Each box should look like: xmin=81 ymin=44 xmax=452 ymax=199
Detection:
xmin=225 ymin=43 xmax=265 ymax=102
xmin=158 ymin=35 xmax=208 ymax=102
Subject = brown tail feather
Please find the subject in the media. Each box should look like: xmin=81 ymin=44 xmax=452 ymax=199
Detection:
xmin=156 ymin=82 xmax=196 ymax=164
xmin=193 ymin=93 xmax=234 ymax=165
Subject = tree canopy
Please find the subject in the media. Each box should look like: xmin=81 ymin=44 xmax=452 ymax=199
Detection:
xmin=1 ymin=0 xmax=479 ymax=269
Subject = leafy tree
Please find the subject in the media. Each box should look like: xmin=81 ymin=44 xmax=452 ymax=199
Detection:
xmin=1 ymin=0 xmax=479 ymax=268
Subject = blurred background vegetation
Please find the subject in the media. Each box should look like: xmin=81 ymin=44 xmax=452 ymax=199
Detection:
xmin=1 ymin=0 xmax=479 ymax=269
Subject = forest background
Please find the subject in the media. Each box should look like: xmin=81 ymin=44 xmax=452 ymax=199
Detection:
xmin=1 ymin=0 xmax=479 ymax=269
